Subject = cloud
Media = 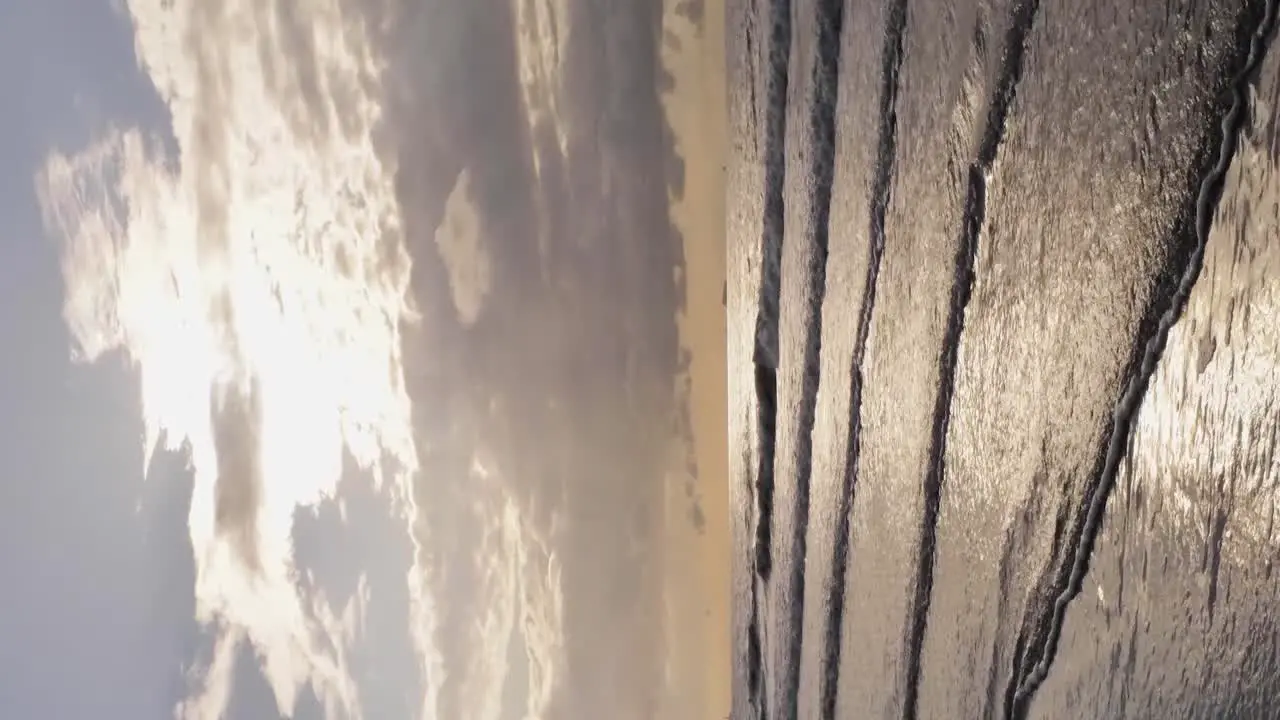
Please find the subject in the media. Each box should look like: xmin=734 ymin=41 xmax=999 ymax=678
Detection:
xmin=513 ymin=507 xmax=565 ymax=720
xmin=514 ymin=0 xmax=570 ymax=178
xmin=471 ymin=461 xmax=566 ymax=720
xmin=38 ymin=0 xmax=690 ymax=715
xmin=178 ymin=626 xmax=242 ymax=720
xmin=370 ymin=0 xmax=688 ymax=716
xmin=35 ymin=0 xmax=439 ymax=717
xmin=434 ymin=170 xmax=491 ymax=326
xmin=209 ymin=379 xmax=266 ymax=573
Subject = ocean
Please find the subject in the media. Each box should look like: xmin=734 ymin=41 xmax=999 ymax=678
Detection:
xmin=727 ymin=0 xmax=1280 ymax=717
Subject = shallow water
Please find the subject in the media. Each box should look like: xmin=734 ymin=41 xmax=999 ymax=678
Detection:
xmin=727 ymin=0 xmax=1280 ymax=717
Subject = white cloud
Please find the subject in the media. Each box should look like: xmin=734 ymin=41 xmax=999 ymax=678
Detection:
xmin=35 ymin=0 xmax=587 ymax=716
xmin=469 ymin=470 xmax=566 ymax=720
xmin=515 ymin=0 xmax=570 ymax=177
xmin=434 ymin=170 xmax=491 ymax=327
xmin=515 ymin=512 xmax=564 ymax=720
xmin=35 ymin=0 xmax=442 ymax=716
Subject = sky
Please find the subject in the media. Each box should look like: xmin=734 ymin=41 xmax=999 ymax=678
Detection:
xmin=1 ymin=1 xmax=421 ymax=716
xmin=0 ymin=0 xmax=723 ymax=719
xmin=0 ymin=1 xmax=201 ymax=717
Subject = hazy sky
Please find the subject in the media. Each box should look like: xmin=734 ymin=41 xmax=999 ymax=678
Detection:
xmin=0 ymin=1 xmax=204 ymax=716
xmin=1 ymin=0 xmax=707 ymax=718
xmin=1 ymin=3 xmax=424 ymax=717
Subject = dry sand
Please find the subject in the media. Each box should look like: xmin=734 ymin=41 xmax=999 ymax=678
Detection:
xmin=657 ymin=0 xmax=730 ymax=718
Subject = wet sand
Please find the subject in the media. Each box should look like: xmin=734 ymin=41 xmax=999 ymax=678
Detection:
xmin=658 ymin=0 xmax=730 ymax=717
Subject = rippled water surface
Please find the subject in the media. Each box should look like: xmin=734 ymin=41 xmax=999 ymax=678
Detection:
xmin=727 ymin=0 xmax=1280 ymax=717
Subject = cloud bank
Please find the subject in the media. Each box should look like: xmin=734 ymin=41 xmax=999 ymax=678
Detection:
xmin=38 ymin=0 xmax=695 ymax=715
xmin=36 ymin=0 xmax=438 ymax=716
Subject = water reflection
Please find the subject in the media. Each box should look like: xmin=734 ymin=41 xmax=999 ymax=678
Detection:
xmin=1039 ymin=32 xmax=1280 ymax=717
xmin=727 ymin=0 xmax=1280 ymax=717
